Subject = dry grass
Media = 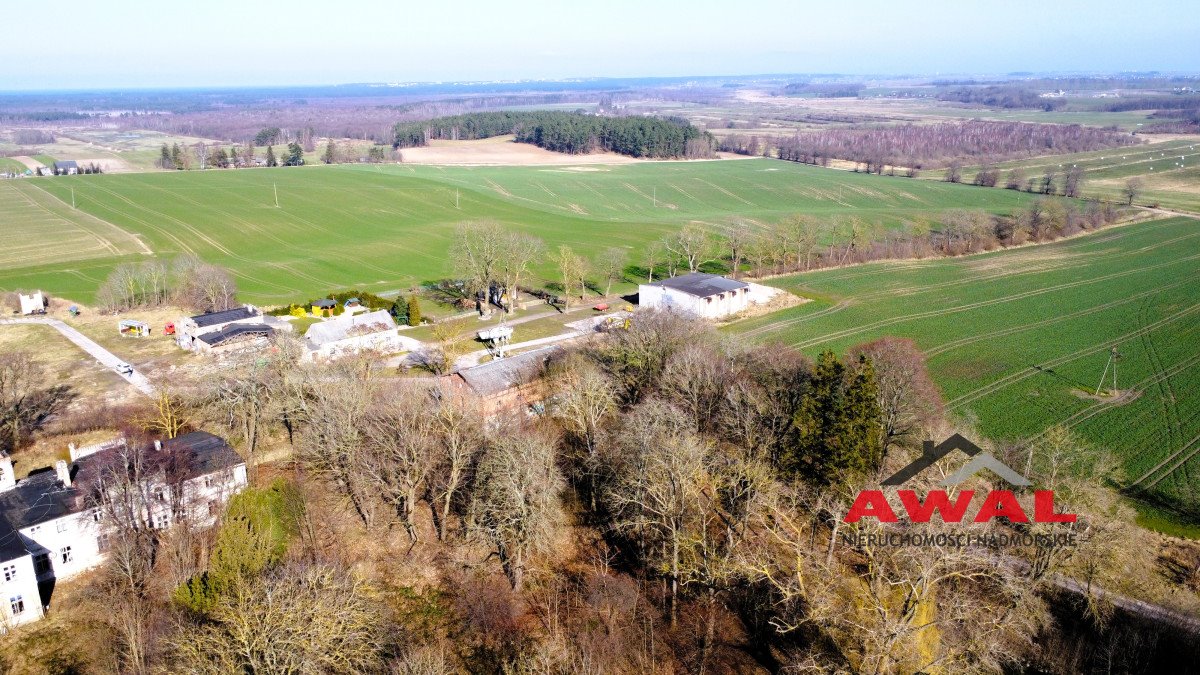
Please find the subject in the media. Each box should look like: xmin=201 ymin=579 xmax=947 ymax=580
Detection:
xmin=0 ymin=323 xmax=131 ymax=405
xmin=396 ymin=135 xmax=641 ymax=166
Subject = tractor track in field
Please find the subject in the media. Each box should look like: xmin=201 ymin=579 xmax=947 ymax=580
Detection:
xmin=924 ymin=277 xmax=1198 ymax=359
xmin=1139 ymin=301 xmax=1185 ymax=452
xmin=789 ymin=250 xmax=1200 ymax=352
xmin=851 ymin=226 xmax=1200 ymax=303
xmin=740 ymin=301 xmax=853 ymax=339
xmin=1129 ymin=430 xmax=1200 ymax=491
xmin=87 ymin=182 xmax=234 ymax=257
xmin=947 ymin=301 xmax=1200 ymax=410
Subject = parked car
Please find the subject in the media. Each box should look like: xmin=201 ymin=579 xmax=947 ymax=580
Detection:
xmin=115 ymin=363 xmax=134 ymax=376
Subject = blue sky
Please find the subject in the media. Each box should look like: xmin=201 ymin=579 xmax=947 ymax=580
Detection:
xmin=2 ymin=0 xmax=1196 ymax=89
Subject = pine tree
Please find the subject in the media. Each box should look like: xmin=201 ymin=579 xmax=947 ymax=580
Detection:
xmin=406 ymin=295 xmax=421 ymax=326
xmin=170 ymin=143 xmax=183 ymax=170
xmin=323 ymin=140 xmax=336 ymax=165
xmin=265 ymin=145 xmax=277 ymax=167
xmin=785 ymin=351 xmax=883 ymax=485
xmin=160 ymin=143 xmax=172 ymax=169
xmin=390 ymin=299 xmax=408 ymax=324
xmin=230 ymin=146 xmax=240 ymax=167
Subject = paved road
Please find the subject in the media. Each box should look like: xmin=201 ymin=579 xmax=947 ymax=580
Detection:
xmin=1 ymin=317 xmax=156 ymax=397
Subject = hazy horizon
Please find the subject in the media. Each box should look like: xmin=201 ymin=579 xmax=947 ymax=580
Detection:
xmin=3 ymin=0 xmax=1197 ymax=90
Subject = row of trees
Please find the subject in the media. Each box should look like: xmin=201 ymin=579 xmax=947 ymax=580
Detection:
xmin=392 ymin=111 xmax=715 ymax=159
xmin=776 ymin=120 xmax=1137 ymax=171
xmin=96 ymin=255 xmax=237 ymax=313
xmin=157 ymin=141 xmax=304 ymax=170
xmin=948 ymin=162 xmax=1088 ymax=198
xmin=448 ymin=220 xmax=630 ymax=313
xmin=638 ymin=197 xmax=1124 ymax=284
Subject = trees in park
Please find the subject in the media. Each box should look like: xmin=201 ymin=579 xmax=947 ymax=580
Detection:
xmin=265 ymin=145 xmax=277 ymax=167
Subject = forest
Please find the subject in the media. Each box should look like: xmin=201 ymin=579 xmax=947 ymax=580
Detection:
xmin=392 ymin=111 xmax=715 ymax=158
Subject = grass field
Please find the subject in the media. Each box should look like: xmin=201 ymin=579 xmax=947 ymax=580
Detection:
xmin=0 ymin=158 xmax=1043 ymax=304
xmin=936 ymin=137 xmax=1200 ymax=214
xmin=731 ymin=215 xmax=1200 ymax=523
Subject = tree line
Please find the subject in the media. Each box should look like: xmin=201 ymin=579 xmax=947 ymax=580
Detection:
xmin=776 ymin=120 xmax=1138 ymax=172
xmin=392 ymin=111 xmax=715 ymax=159
xmin=636 ymin=197 xmax=1125 ymax=285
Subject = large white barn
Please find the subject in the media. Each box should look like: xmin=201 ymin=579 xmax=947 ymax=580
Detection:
xmin=638 ymin=273 xmax=751 ymax=319
xmin=0 ymin=432 xmax=247 ymax=628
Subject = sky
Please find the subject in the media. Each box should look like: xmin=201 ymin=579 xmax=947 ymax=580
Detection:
xmin=2 ymin=0 xmax=1197 ymax=90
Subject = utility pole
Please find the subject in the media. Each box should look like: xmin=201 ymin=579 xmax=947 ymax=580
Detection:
xmin=71 ymin=187 xmax=75 ymax=209
xmin=652 ymin=187 xmax=656 ymax=208
xmin=1095 ymin=346 xmax=1121 ymax=396
xmin=273 ymin=183 xmax=279 ymax=208
xmin=456 ymin=189 xmax=460 ymax=209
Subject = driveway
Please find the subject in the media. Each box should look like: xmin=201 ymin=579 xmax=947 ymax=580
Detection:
xmin=1 ymin=317 xmax=156 ymax=397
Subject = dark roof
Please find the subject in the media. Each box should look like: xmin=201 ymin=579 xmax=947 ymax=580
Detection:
xmin=652 ymin=273 xmax=748 ymax=298
xmin=53 ymin=160 xmax=78 ymax=170
xmin=0 ymin=513 xmax=27 ymax=563
xmin=197 ymin=323 xmax=274 ymax=346
xmin=312 ymin=299 xmax=337 ymax=308
xmin=0 ymin=431 xmax=244 ymax=560
xmin=0 ymin=468 xmax=81 ymax=535
xmin=163 ymin=431 xmax=245 ymax=478
xmin=191 ymin=306 xmax=258 ymax=328
xmin=455 ymin=346 xmax=561 ymax=397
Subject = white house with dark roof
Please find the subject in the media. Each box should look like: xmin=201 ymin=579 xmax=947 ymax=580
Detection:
xmin=0 ymin=432 xmax=247 ymax=628
xmin=175 ymin=305 xmax=286 ymax=352
xmin=639 ymin=272 xmax=752 ymax=319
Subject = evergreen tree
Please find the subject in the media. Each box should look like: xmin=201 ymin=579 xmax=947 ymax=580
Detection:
xmin=406 ymin=295 xmax=421 ymax=326
xmin=230 ymin=146 xmax=240 ymax=167
xmin=284 ymin=142 xmax=304 ymax=166
xmin=265 ymin=145 xmax=277 ymax=167
xmin=785 ymin=351 xmax=883 ymax=485
xmin=322 ymin=140 xmax=336 ymax=165
xmin=160 ymin=143 xmax=172 ymax=169
xmin=390 ymin=298 xmax=408 ymax=324
xmin=170 ymin=143 xmax=183 ymax=170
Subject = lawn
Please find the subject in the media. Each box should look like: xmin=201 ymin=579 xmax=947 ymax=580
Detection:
xmin=730 ymin=216 xmax=1200 ymax=526
xmin=1 ymin=158 xmax=1045 ymax=305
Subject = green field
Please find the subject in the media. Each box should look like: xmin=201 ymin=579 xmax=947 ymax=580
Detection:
xmin=939 ymin=137 xmax=1200 ymax=214
xmin=1 ymin=159 xmax=1042 ymax=303
xmin=732 ymin=216 xmax=1200 ymax=521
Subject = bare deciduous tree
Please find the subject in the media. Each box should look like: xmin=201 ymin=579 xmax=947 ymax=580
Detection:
xmin=553 ymin=245 xmax=589 ymax=309
xmin=469 ymin=429 xmax=564 ymax=590
xmin=595 ymin=246 xmax=629 ymax=297
xmin=169 ymin=564 xmax=386 ymax=674
xmin=663 ymin=223 xmax=715 ymax=274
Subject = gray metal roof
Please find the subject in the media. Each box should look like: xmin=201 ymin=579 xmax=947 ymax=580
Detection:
xmin=197 ymin=323 xmax=274 ymax=346
xmin=455 ymin=346 xmax=561 ymax=397
xmin=191 ymin=306 xmax=258 ymax=328
xmin=305 ymin=310 xmax=395 ymax=346
xmin=651 ymin=273 xmax=748 ymax=298
xmin=53 ymin=160 xmax=78 ymax=169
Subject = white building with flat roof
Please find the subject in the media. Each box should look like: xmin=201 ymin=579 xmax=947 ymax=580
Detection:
xmin=639 ymin=273 xmax=752 ymax=319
